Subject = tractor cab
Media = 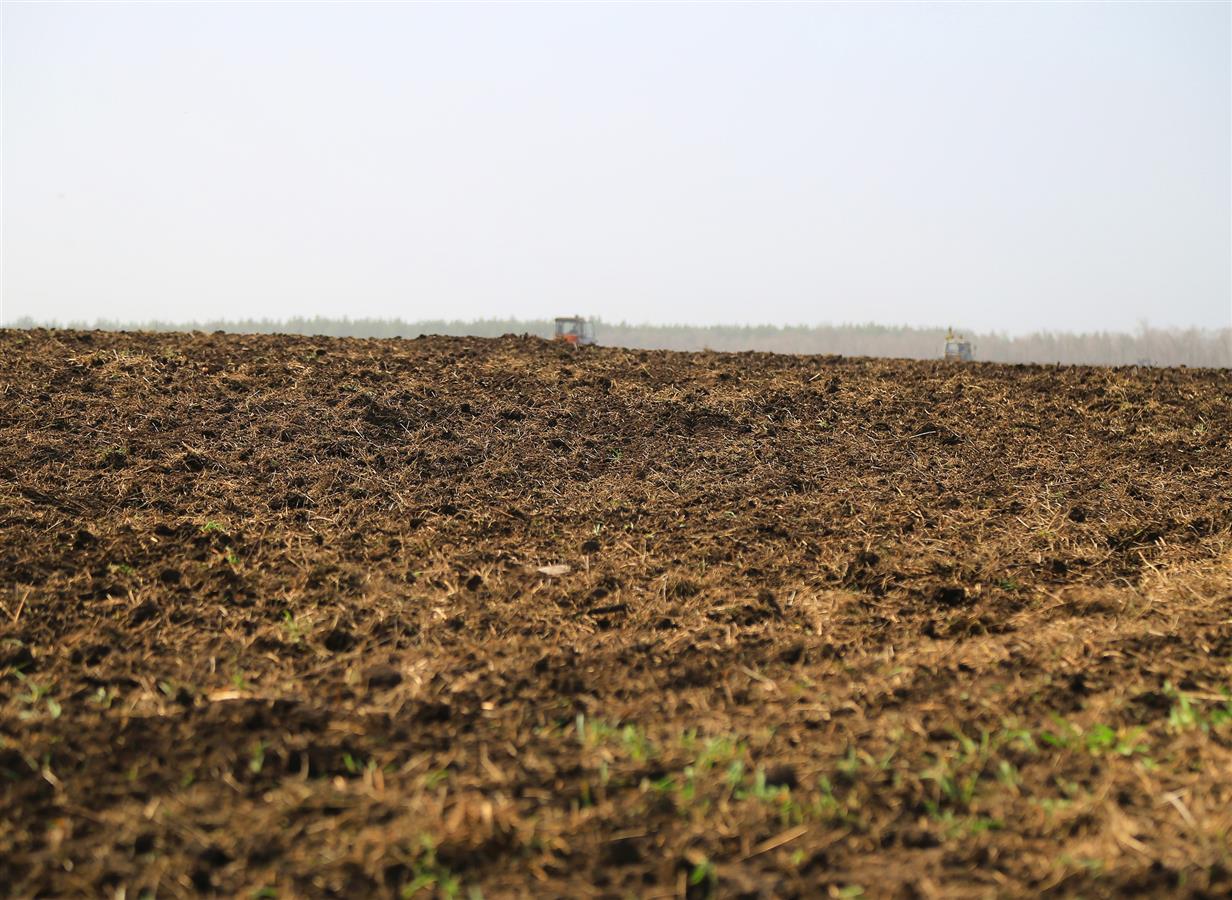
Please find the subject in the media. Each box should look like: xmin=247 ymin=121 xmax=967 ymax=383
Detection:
xmin=554 ymin=316 xmax=596 ymax=347
xmin=943 ymin=330 xmax=973 ymax=362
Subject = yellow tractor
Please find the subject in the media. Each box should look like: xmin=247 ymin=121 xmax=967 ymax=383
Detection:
xmin=943 ymin=329 xmax=973 ymax=362
xmin=554 ymin=316 xmax=596 ymax=347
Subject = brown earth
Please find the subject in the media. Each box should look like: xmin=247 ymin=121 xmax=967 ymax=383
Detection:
xmin=2 ymin=328 xmax=1231 ymax=899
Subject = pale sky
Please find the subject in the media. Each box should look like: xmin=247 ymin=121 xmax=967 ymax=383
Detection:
xmin=3 ymin=1 xmax=1229 ymax=333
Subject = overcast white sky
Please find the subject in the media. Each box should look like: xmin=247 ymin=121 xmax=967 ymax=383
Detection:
xmin=3 ymin=1 xmax=1229 ymax=333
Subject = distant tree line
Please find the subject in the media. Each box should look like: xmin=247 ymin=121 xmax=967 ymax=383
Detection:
xmin=9 ymin=315 xmax=1230 ymax=368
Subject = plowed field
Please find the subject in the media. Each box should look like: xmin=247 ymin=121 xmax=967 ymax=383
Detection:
xmin=3 ymin=329 xmax=1231 ymax=898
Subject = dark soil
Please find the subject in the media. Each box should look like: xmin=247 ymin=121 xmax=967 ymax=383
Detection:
xmin=2 ymin=328 xmax=1231 ymax=899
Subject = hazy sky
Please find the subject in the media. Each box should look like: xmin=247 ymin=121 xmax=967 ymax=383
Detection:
xmin=3 ymin=1 xmax=1229 ymax=333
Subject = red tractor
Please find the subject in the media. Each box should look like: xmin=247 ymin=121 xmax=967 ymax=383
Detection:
xmin=554 ymin=316 xmax=596 ymax=347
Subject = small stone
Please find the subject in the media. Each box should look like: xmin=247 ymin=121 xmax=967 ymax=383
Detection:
xmin=365 ymin=665 xmax=402 ymax=690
